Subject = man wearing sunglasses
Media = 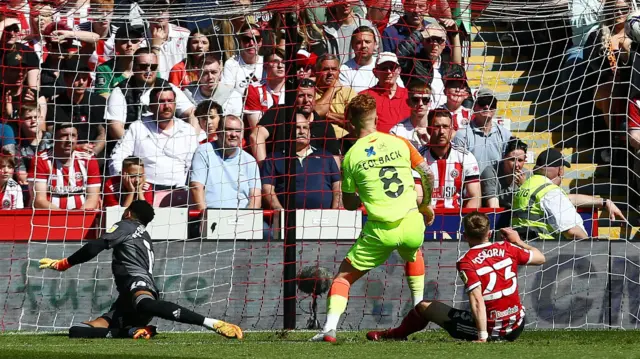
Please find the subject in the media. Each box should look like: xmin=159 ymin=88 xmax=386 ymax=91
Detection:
xmin=95 ymin=23 xmax=144 ymax=98
xmin=396 ymin=22 xmax=462 ymax=110
xmin=104 ymin=48 xmax=196 ymax=153
xmin=390 ymin=78 xmax=432 ymax=150
xmin=221 ymin=23 xmax=264 ymax=94
xmin=0 ymin=18 xmax=40 ymax=89
xmin=453 ymin=87 xmax=512 ymax=174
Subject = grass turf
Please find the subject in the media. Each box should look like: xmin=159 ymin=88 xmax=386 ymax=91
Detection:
xmin=2 ymin=330 xmax=640 ymax=359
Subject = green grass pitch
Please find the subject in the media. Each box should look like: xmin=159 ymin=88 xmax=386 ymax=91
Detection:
xmin=2 ymin=330 xmax=640 ymax=359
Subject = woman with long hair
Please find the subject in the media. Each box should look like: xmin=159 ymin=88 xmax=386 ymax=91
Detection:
xmin=169 ymin=27 xmax=212 ymax=88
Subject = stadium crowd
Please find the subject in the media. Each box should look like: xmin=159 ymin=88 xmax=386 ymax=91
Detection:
xmin=0 ymin=0 xmax=631 ymax=239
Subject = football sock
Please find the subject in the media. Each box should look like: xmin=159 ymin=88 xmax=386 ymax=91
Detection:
xmin=389 ymin=308 xmax=428 ymax=338
xmin=136 ymin=297 xmax=205 ymax=326
xmin=323 ymin=277 xmax=351 ymax=332
xmin=69 ymin=324 xmax=127 ymax=339
xmin=405 ymin=250 xmax=425 ymax=306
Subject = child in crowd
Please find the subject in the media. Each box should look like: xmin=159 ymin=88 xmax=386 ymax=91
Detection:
xmin=0 ymin=155 xmax=23 ymax=209
xmin=103 ymin=157 xmax=153 ymax=208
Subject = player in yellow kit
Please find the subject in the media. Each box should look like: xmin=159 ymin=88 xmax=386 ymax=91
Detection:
xmin=310 ymin=93 xmax=435 ymax=342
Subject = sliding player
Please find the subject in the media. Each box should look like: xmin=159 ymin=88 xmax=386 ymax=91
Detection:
xmin=367 ymin=212 xmax=545 ymax=342
xmin=39 ymin=200 xmax=243 ymax=340
xmin=310 ymin=94 xmax=435 ymax=342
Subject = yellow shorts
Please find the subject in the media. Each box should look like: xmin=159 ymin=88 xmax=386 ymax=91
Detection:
xmin=346 ymin=209 xmax=426 ymax=271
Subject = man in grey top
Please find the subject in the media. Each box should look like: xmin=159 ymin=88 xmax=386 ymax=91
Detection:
xmin=453 ymin=88 xmax=511 ymax=174
xmin=481 ymin=137 xmax=529 ymax=209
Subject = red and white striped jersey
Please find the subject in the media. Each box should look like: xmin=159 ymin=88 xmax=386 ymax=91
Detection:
xmin=54 ymin=4 xmax=90 ymax=27
xmin=27 ymin=150 xmax=101 ymax=209
xmin=456 ymin=241 xmax=532 ymax=338
xmin=440 ymin=104 xmax=472 ymax=131
xmin=243 ymin=82 xmax=285 ymax=116
xmin=0 ymin=179 xmax=24 ymax=209
xmin=419 ymin=144 xmax=480 ymax=208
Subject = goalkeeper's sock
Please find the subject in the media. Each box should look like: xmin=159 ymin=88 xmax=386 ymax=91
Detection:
xmin=405 ymin=250 xmax=425 ymax=306
xmin=389 ymin=308 xmax=428 ymax=338
xmin=323 ymin=277 xmax=350 ymax=332
xmin=136 ymin=297 xmax=206 ymax=326
xmin=69 ymin=324 xmax=127 ymax=338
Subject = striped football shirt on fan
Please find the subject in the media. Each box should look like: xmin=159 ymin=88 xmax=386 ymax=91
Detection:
xmin=27 ymin=150 xmax=101 ymax=209
xmin=419 ymin=144 xmax=480 ymax=209
xmin=243 ymin=82 xmax=285 ymax=116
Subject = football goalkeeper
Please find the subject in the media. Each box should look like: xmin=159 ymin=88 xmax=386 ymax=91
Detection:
xmin=39 ymin=200 xmax=243 ymax=340
xmin=310 ymin=94 xmax=435 ymax=342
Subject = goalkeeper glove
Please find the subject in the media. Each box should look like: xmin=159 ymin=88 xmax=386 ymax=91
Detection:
xmin=39 ymin=258 xmax=72 ymax=271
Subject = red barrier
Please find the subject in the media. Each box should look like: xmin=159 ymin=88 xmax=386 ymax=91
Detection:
xmin=0 ymin=210 xmax=100 ymax=241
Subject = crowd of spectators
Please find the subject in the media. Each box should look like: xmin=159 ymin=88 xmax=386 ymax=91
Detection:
xmin=0 ymin=0 xmax=627 ymax=237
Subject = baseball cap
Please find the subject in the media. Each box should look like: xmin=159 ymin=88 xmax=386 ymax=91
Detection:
xmin=535 ymin=148 xmax=571 ymax=168
xmin=296 ymin=49 xmax=318 ymax=68
xmin=376 ymin=52 xmax=399 ymax=67
xmin=115 ymin=23 xmax=145 ymax=41
xmin=444 ymin=64 xmax=470 ymax=89
xmin=60 ymin=57 xmax=91 ymax=73
xmin=424 ymin=23 xmax=447 ymax=39
xmin=475 ymin=87 xmax=498 ymax=108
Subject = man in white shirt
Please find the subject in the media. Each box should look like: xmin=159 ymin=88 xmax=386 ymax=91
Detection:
xmin=339 ymin=26 xmax=404 ymax=93
xmin=144 ymin=6 xmax=190 ymax=81
xmin=183 ymin=56 xmax=243 ymax=117
xmin=221 ymin=23 xmax=264 ymax=94
xmin=104 ymin=49 xmax=195 ymax=143
xmin=110 ymin=86 xmax=198 ymax=189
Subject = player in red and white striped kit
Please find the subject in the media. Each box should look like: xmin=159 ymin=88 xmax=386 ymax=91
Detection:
xmin=367 ymin=211 xmax=545 ymax=342
xmin=28 ymin=123 xmax=101 ymax=210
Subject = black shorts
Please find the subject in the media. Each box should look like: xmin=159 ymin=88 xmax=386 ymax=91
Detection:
xmin=100 ymin=276 xmax=158 ymax=329
xmin=441 ymin=308 xmax=525 ymax=342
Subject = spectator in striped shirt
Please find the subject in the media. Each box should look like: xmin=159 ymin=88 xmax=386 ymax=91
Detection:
xmin=0 ymin=154 xmax=23 ymax=210
xmin=28 ymin=123 xmax=101 ymax=210
xmin=243 ymin=48 xmax=286 ymax=129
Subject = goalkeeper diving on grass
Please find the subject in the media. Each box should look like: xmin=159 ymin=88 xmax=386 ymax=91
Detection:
xmin=310 ymin=93 xmax=435 ymax=342
xmin=39 ymin=200 xmax=243 ymax=340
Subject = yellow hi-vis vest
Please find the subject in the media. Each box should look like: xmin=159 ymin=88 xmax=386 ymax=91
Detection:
xmin=511 ymin=174 xmax=564 ymax=240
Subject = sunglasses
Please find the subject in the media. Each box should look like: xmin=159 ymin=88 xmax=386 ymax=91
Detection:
xmin=240 ymin=35 xmax=262 ymax=43
xmin=426 ymin=37 xmax=445 ymax=45
xmin=476 ymin=97 xmax=497 ymax=109
xmin=135 ymin=63 xmax=158 ymax=71
xmin=410 ymin=95 xmax=431 ymax=104
xmin=376 ymin=64 xmax=398 ymax=72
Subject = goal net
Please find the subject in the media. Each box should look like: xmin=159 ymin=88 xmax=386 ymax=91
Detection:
xmin=1 ymin=0 xmax=639 ymax=333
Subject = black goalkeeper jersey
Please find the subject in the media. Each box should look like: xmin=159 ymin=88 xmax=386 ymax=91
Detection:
xmin=102 ymin=219 xmax=157 ymax=294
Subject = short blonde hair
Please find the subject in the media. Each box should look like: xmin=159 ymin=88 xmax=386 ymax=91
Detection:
xmin=346 ymin=94 xmax=377 ymax=126
xmin=462 ymin=212 xmax=490 ymax=241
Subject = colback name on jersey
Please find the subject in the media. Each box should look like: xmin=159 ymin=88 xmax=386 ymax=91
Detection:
xmin=360 ymin=150 xmax=403 ymax=171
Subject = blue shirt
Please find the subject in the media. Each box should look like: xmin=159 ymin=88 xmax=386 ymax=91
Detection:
xmin=261 ymin=147 xmax=340 ymax=209
xmin=0 ymin=122 xmax=16 ymax=149
xmin=190 ymin=142 xmax=261 ymax=209
xmin=382 ymin=17 xmax=430 ymax=54
xmin=452 ymin=121 xmax=512 ymax=175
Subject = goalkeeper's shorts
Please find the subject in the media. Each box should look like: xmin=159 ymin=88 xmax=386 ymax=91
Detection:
xmin=346 ymin=209 xmax=425 ymax=271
